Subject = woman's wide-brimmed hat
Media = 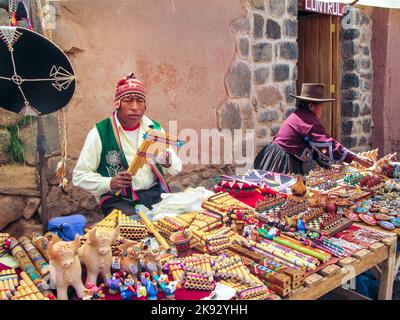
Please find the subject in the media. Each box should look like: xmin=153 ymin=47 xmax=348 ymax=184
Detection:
xmin=290 ymin=83 xmax=335 ymax=103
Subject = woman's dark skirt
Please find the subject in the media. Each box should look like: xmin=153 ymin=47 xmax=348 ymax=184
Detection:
xmin=254 ymin=142 xmax=304 ymax=174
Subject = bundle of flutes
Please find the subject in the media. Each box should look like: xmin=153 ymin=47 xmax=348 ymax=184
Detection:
xmin=191 ymin=227 xmax=233 ymax=252
xmin=213 ymin=255 xmax=256 ymax=285
xmin=202 ymin=192 xmax=254 ymax=215
xmin=118 ymin=211 xmax=148 ymax=240
xmin=0 ymin=269 xmax=18 ymax=300
xmin=116 ymin=128 xmax=184 ymax=196
xmin=183 ymin=255 xmax=214 ymax=277
xmin=219 ymin=276 xmax=270 ymax=300
xmin=155 ymin=212 xmax=198 ymax=238
xmin=188 ymin=210 xmax=228 ymax=233
xmin=11 ymin=272 xmax=48 ymax=300
xmin=183 ymin=272 xmax=216 ymax=291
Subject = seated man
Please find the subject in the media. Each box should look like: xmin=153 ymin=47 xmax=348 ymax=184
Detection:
xmin=73 ymin=73 xmax=182 ymax=215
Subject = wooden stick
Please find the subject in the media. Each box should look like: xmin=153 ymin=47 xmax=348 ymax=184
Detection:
xmin=137 ymin=210 xmax=170 ymax=250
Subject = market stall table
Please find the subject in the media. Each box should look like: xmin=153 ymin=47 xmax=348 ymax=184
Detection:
xmin=287 ymin=230 xmax=397 ymax=300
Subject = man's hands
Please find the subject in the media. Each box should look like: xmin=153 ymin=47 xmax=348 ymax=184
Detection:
xmin=110 ymin=171 xmax=132 ymax=191
xmin=155 ymin=150 xmax=172 ymax=168
xmin=354 ymin=155 xmax=374 ymax=168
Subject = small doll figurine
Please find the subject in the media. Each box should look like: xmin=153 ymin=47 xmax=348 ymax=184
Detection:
xmin=147 ymin=280 xmax=158 ymax=300
xmin=136 ymin=280 xmax=147 ymax=300
xmin=106 ymin=274 xmax=122 ymax=295
xmin=160 ymin=279 xmax=180 ymax=300
xmin=119 ymin=277 xmax=136 ymax=301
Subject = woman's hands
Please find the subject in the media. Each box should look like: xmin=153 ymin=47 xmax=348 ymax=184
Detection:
xmin=354 ymin=155 xmax=374 ymax=168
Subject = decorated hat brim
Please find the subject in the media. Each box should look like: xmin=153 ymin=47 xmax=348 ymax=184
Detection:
xmin=289 ymin=94 xmax=335 ymax=103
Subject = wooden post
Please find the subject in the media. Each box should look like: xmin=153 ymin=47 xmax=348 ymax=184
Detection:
xmin=30 ymin=0 xmax=49 ymax=232
xmin=378 ymin=238 xmax=397 ymax=300
xmin=37 ymin=117 xmax=49 ymax=232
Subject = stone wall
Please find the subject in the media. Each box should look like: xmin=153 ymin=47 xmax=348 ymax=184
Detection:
xmin=340 ymin=9 xmax=373 ymax=153
xmin=218 ymin=0 xmax=298 ymax=157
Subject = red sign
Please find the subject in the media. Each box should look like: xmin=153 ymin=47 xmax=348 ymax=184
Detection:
xmin=304 ymin=0 xmax=346 ymax=16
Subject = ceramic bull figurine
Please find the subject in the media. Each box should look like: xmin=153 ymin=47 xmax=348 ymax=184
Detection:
xmin=48 ymin=235 xmax=86 ymax=300
xmin=118 ymin=240 xmax=147 ymax=277
xmin=78 ymin=225 xmax=120 ymax=286
xmin=143 ymin=247 xmax=162 ymax=273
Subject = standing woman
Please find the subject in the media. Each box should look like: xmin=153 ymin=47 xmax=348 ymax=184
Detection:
xmin=254 ymin=83 xmax=373 ymax=174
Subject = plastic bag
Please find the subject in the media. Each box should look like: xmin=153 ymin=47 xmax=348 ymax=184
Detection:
xmin=47 ymin=214 xmax=87 ymax=241
xmin=147 ymin=187 xmax=214 ymax=221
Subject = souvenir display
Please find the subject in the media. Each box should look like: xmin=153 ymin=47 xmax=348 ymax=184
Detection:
xmin=1 ymin=150 xmax=399 ymax=301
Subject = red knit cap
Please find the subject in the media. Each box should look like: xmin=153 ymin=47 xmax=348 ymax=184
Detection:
xmin=114 ymin=73 xmax=146 ymax=108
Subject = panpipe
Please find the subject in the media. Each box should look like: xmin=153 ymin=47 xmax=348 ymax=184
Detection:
xmin=11 ymin=272 xmax=48 ymax=300
xmin=189 ymin=210 xmax=227 ymax=233
xmin=137 ymin=210 xmax=170 ymax=250
xmin=238 ymin=285 xmax=271 ymax=300
xmin=184 ymin=256 xmax=213 ymax=277
xmin=220 ymin=278 xmax=270 ymax=300
xmin=202 ymin=192 xmax=254 ymax=214
xmin=118 ymin=211 xmax=148 ymax=240
xmin=0 ymin=269 xmax=18 ymax=300
xmin=183 ymin=272 xmax=215 ymax=291
xmin=116 ymin=128 xmax=184 ymax=196
xmin=29 ymin=232 xmax=50 ymax=262
xmin=95 ymin=209 xmax=119 ymax=231
xmin=19 ymin=236 xmax=49 ymax=277
xmin=213 ymin=255 xmax=255 ymax=285
xmin=155 ymin=212 xmax=197 ymax=238
xmin=166 ymin=262 xmax=185 ymax=283
xmin=191 ymin=227 xmax=233 ymax=252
